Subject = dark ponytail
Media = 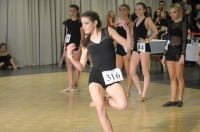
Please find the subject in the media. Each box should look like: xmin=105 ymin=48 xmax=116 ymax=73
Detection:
xmin=81 ymin=11 xmax=102 ymax=48
xmin=136 ymin=2 xmax=148 ymax=17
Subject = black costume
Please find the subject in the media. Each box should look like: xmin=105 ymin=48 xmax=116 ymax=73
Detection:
xmin=133 ymin=17 xmax=151 ymax=53
xmin=0 ymin=54 xmax=12 ymax=70
xmin=63 ymin=19 xmax=82 ymax=51
xmin=87 ymin=27 xmax=119 ymax=88
xmin=164 ymin=20 xmax=187 ymax=61
xmin=116 ymin=25 xmax=128 ymax=56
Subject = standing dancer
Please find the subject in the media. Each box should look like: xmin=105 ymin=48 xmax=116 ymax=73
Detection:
xmin=162 ymin=3 xmax=188 ymax=107
xmin=67 ymin=11 xmax=131 ymax=132
xmin=115 ymin=4 xmax=134 ymax=97
xmin=130 ymin=2 xmax=158 ymax=101
xmin=62 ymin=4 xmax=84 ymax=92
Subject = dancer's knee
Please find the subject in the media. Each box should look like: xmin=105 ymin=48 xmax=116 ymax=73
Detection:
xmin=118 ymin=101 xmax=127 ymax=110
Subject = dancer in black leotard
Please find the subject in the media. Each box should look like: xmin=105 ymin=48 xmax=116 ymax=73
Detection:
xmin=115 ymin=4 xmax=133 ymax=97
xmin=0 ymin=43 xmax=18 ymax=70
xmin=130 ymin=2 xmax=158 ymax=102
xmin=162 ymin=3 xmax=188 ymax=107
xmin=67 ymin=11 xmax=131 ymax=132
xmin=62 ymin=5 xmax=84 ymax=92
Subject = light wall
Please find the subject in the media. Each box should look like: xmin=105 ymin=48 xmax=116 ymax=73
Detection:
xmin=0 ymin=0 xmax=172 ymax=66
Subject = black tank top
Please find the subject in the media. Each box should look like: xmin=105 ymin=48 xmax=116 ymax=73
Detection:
xmin=116 ymin=26 xmax=127 ymax=39
xmin=87 ymin=27 xmax=116 ymax=71
xmin=133 ymin=17 xmax=147 ymax=45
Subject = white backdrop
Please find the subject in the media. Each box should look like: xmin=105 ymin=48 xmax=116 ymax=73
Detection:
xmin=0 ymin=0 xmax=172 ymax=66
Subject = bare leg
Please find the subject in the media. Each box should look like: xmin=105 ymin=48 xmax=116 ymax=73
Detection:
xmin=73 ymin=50 xmax=81 ymax=89
xmin=58 ymin=52 xmax=65 ymax=67
xmin=62 ymin=57 xmax=75 ymax=92
xmin=129 ymin=52 xmax=143 ymax=95
xmin=89 ymin=83 xmax=113 ymax=132
xmin=106 ymin=83 xmax=127 ymax=110
xmin=10 ymin=58 xmax=17 ymax=70
xmin=167 ymin=61 xmax=177 ymax=102
xmin=111 ymin=54 xmax=123 ymax=98
xmin=140 ymin=52 xmax=151 ymax=97
xmin=175 ymin=62 xmax=184 ymax=101
xmin=123 ymin=52 xmax=133 ymax=97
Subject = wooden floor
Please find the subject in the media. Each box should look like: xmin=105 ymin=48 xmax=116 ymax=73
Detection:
xmin=0 ymin=72 xmax=200 ymax=132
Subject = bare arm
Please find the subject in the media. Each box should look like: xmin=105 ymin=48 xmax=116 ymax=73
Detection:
xmin=80 ymin=27 xmax=85 ymax=44
xmin=109 ymin=17 xmax=116 ymax=27
xmin=67 ymin=44 xmax=88 ymax=71
xmin=145 ymin=17 xmax=158 ymax=43
xmin=108 ymin=19 xmax=132 ymax=49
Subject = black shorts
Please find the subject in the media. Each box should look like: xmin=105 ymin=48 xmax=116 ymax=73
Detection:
xmin=132 ymin=43 xmax=151 ymax=53
xmin=89 ymin=67 xmax=119 ymax=89
xmin=116 ymin=44 xmax=127 ymax=56
xmin=166 ymin=45 xmax=182 ymax=61
xmin=66 ymin=42 xmax=80 ymax=51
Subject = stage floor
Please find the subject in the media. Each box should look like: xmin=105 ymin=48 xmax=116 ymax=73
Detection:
xmin=0 ymin=71 xmax=200 ymax=132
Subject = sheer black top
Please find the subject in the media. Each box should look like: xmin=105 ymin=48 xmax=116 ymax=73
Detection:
xmin=168 ymin=20 xmax=188 ymax=55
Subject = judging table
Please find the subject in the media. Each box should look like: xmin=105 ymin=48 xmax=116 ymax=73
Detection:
xmin=149 ymin=39 xmax=166 ymax=54
xmin=185 ymin=43 xmax=200 ymax=62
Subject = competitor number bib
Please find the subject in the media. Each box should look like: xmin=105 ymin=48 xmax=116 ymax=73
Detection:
xmin=165 ymin=40 xmax=170 ymax=50
xmin=102 ymin=68 xmax=123 ymax=85
xmin=65 ymin=34 xmax=71 ymax=43
xmin=137 ymin=42 xmax=146 ymax=52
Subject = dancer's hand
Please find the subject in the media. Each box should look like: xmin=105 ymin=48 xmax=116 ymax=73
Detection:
xmin=161 ymin=56 xmax=166 ymax=65
xmin=66 ymin=43 xmax=76 ymax=56
xmin=116 ymin=19 xmax=128 ymax=30
xmin=179 ymin=55 xmax=184 ymax=65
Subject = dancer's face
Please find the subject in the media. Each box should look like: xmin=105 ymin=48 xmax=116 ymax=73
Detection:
xmin=109 ymin=11 xmax=115 ymax=18
xmin=81 ymin=17 xmax=96 ymax=34
xmin=69 ymin=7 xmax=79 ymax=18
xmin=170 ymin=7 xmax=181 ymax=21
xmin=119 ymin=6 xmax=129 ymax=17
xmin=0 ymin=45 xmax=6 ymax=52
xmin=135 ymin=4 xmax=145 ymax=17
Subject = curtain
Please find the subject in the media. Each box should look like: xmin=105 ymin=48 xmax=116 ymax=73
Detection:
xmin=0 ymin=0 xmax=172 ymax=66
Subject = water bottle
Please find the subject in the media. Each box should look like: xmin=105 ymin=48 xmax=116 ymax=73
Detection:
xmin=191 ymin=34 xmax=195 ymax=45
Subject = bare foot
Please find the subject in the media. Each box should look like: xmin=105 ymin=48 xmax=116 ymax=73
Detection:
xmin=62 ymin=87 xmax=78 ymax=92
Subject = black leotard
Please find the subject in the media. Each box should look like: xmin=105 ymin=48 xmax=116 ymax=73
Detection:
xmin=116 ymin=26 xmax=127 ymax=56
xmin=0 ymin=54 xmax=12 ymax=70
xmin=165 ymin=20 xmax=187 ymax=61
xmin=133 ymin=17 xmax=151 ymax=52
xmin=65 ymin=19 xmax=82 ymax=51
xmin=87 ymin=27 xmax=118 ymax=88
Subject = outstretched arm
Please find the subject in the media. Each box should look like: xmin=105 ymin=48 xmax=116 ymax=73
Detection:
xmin=108 ymin=19 xmax=132 ymax=49
xmin=67 ymin=43 xmax=88 ymax=71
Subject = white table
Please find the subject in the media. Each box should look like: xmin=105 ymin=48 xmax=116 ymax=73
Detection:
xmin=148 ymin=39 xmax=166 ymax=72
xmin=185 ymin=43 xmax=200 ymax=62
xmin=149 ymin=39 xmax=166 ymax=54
